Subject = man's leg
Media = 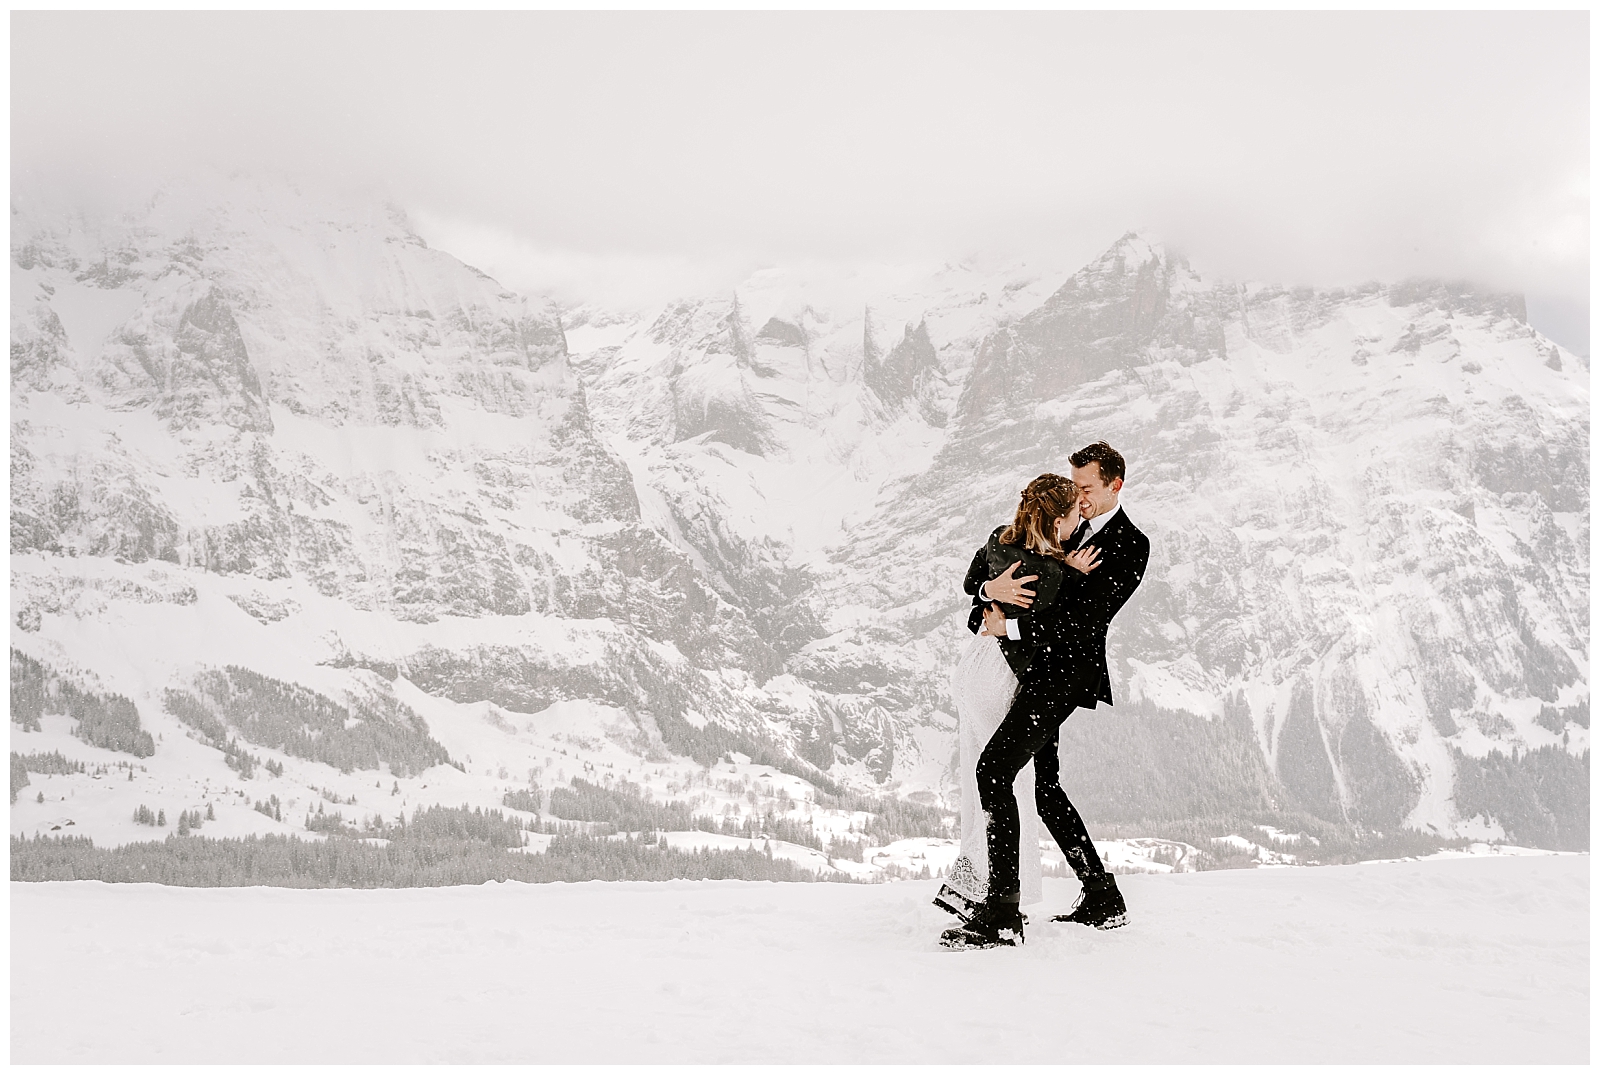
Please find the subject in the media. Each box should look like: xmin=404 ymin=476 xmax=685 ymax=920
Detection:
xmin=1032 ymin=720 xmax=1110 ymax=884
xmin=975 ymin=680 xmax=1069 ymax=899
xmin=1032 ymin=721 xmax=1128 ymax=929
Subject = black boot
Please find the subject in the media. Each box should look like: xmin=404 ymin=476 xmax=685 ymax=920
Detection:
xmin=1051 ymin=874 xmax=1127 ymax=930
xmin=933 ymin=885 xmax=1029 ymax=925
xmin=939 ymin=895 xmax=1025 ymax=949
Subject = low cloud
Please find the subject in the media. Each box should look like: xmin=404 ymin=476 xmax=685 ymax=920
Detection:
xmin=13 ymin=11 xmax=1588 ymax=350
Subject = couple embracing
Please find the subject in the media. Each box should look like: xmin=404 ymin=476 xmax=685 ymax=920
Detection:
xmin=936 ymin=441 xmax=1149 ymax=950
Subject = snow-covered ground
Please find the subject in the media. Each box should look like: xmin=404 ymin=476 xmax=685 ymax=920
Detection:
xmin=11 ymin=854 xmax=1587 ymax=1063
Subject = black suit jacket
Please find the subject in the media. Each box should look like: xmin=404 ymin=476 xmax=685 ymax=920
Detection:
xmin=1011 ymin=507 xmax=1149 ymax=709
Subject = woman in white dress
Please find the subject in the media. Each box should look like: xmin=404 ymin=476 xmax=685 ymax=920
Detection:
xmin=936 ymin=473 xmax=1098 ymax=920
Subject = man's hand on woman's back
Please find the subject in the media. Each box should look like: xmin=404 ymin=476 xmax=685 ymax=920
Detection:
xmin=984 ymin=560 xmax=1038 ymax=607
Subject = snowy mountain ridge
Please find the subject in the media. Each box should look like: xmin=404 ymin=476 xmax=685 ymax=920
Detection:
xmin=9 ymin=180 xmax=1589 ymax=866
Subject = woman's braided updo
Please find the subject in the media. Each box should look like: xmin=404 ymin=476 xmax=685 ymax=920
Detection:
xmin=999 ymin=473 xmax=1079 ymax=560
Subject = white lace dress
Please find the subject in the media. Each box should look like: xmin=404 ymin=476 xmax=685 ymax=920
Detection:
xmin=947 ymin=632 xmax=1043 ymax=907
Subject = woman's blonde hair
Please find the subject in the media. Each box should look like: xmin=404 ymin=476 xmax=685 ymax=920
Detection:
xmin=1000 ymin=473 xmax=1079 ymax=560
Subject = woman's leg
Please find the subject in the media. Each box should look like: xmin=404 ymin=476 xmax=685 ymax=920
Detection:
xmin=951 ymin=687 xmax=990 ymax=899
xmin=949 ymin=635 xmax=1016 ymax=901
xmin=1015 ymin=759 xmax=1043 ymax=906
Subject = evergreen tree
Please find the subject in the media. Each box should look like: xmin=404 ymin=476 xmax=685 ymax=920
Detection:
xmin=168 ymin=668 xmax=455 ymax=779
xmin=11 ymin=830 xmax=827 ymax=887
xmin=10 ymin=650 xmax=47 ymax=731
xmin=157 ymin=809 xmax=166 ymax=827
xmin=10 ymin=754 xmax=29 ymax=805
xmin=11 ymin=651 xmax=154 ymax=755
xmin=501 ymin=788 xmax=542 ymax=813
xmin=16 ymin=751 xmax=87 ymax=776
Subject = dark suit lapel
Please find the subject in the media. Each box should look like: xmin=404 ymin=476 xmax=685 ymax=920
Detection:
xmin=1087 ymin=507 xmax=1132 ymax=548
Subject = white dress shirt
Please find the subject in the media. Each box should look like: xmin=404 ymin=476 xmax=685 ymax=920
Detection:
xmin=1084 ymin=501 xmax=1122 ymax=538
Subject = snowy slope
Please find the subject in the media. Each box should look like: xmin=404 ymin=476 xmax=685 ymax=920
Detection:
xmin=10 ymin=853 xmax=1589 ymax=1063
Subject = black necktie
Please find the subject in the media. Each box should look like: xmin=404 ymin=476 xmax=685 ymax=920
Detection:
xmin=1068 ymin=520 xmax=1092 ymax=551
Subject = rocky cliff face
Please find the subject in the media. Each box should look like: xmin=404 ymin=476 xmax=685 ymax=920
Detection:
xmin=12 ymin=189 xmax=622 ymax=623
xmin=10 ymin=189 xmax=1589 ymax=853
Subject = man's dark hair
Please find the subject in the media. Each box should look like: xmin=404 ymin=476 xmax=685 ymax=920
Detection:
xmin=1069 ymin=441 xmax=1126 ymax=485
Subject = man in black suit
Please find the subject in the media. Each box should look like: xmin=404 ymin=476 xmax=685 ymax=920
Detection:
xmin=941 ymin=441 xmax=1150 ymax=949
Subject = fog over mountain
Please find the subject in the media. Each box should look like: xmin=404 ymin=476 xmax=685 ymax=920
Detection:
xmin=13 ymin=12 xmax=1589 ymax=356
xmin=10 ymin=179 xmax=1588 ymax=867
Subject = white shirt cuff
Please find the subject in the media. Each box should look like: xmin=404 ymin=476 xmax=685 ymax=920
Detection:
xmin=1006 ymin=617 xmax=1021 ymax=641
xmin=978 ymin=580 xmax=992 ymax=602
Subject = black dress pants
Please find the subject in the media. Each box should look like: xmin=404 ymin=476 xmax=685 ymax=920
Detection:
xmin=975 ymin=677 xmax=1109 ymax=897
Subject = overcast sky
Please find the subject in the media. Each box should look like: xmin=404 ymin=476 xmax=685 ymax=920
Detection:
xmin=12 ymin=11 xmax=1590 ymax=352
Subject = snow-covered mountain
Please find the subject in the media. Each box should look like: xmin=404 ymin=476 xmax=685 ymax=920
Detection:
xmin=566 ymin=233 xmax=1589 ymax=849
xmin=9 ymin=180 xmax=1589 ymax=863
